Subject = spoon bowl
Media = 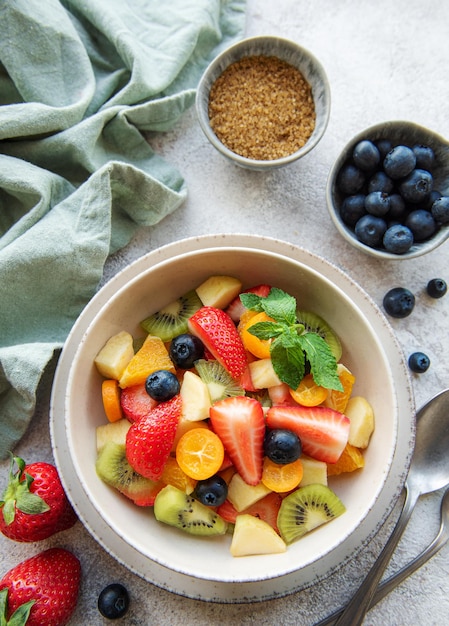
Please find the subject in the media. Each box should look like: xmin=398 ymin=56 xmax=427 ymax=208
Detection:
xmin=335 ymin=388 xmax=449 ymax=625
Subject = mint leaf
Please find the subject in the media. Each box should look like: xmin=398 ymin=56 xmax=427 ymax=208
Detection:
xmin=240 ymin=292 xmax=265 ymax=312
xmin=270 ymin=332 xmax=306 ymax=389
xmin=260 ymin=287 xmax=297 ymax=324
xmin=246 ymin=321 xmax=285 ymax=340
xmin=240 ymin=287 xmax=342 ymax=392
xmin=298 ymin=333 xmax=343 ymax=391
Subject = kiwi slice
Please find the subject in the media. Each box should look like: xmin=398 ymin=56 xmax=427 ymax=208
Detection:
xmin=96 ymin=441 xmax=157 ymax=503
xmin=296 ymin=310 xmax=342 ymax=360
xmin=194 ymin=359 xmax=244 ymax=402
xmin=154 ymin=485 xmax=228 ymax=536
xmin=277 ymin=484 xmax=346 ymax=544
xmin=140 ymin=289 xmax=202 ymax=342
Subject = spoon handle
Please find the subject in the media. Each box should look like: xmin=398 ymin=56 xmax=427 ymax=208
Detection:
xmin=333 ymin=484 xmax=419 ymax=626
xmin=316 ymin=497 xmax=448 ymax=626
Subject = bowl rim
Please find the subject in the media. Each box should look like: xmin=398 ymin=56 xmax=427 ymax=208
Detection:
xmin=195 ymin=35 xmax=331 ymax=170
xmin=49 ymin=234 xmax=415 ymax=603
xmin=326 ymin=119 xmax=449 ymax=259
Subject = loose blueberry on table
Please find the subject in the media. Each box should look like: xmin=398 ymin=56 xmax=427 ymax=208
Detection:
xmin=408 ymin=352 xmax=431 ymax=373
xmin=98 ymin=583 xmax=130 ymax=620
xmin=383 ymin=287 xmax=415 ymax=318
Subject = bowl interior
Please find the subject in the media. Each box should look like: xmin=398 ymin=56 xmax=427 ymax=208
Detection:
xmin=65 ymin=246 xmax=399 ymax=584
xmin=196 ymin=36 xmax=331 ymax=170
xmin=326 ymin=120 xmax=449 ymax=259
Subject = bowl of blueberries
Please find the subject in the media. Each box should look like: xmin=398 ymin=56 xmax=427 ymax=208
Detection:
xmin=326 ymin=120 xmax=449 ymax=259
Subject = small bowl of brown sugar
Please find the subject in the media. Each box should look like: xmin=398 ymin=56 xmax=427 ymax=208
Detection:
xmin=196 ymin=36 xmax=331 ymax=170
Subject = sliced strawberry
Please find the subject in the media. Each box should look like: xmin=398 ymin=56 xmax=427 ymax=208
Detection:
xmin=120 ymin=383 xmax=158 ymax=422
xmin=188 ymin=307 xmax=248 ymax=379
xmin=209 ymin=396 xmax=265 ymax=485
xmin=225 ymin=284 xmax=272 ymax=322
xmin=266 ymin=405 xmax=350 ymax=463
xmin=126 ymin=395 xmax=181 ymax=480
xmin=217 ymin=492 xmax=282 ymax=534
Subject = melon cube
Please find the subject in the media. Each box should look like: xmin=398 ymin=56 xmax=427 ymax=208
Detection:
xmin=195 ymin=275 xmax=242 ymax=309
xmin=230 ymin=514 xmax=286 ymax=556
xmin=227 ymin=473 xmax=271 ymax=512
xmin=94 ymin=331 xmax=134 ymax=380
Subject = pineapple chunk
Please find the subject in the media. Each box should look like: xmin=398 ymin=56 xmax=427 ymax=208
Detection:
xmin=94 ymin=331 xmax=134 ymax=380
xmin=346 ymin=396 xmax=375 ymax=448
xmin=299 ymin=455 xmax=328 ymax=487
xmin=96 ymin=418 xmax=131 ymax=452
xmin=195 ymin=275 xmax=242 ymax=309
xmin=180 ymin=371 xmax=211 ymax=421
xmin=248 ymin=358 xmax=282 ymax=389
xmin=227 ymin=473 xmax=271 ymax=512
xmin=230 ymin=514 xmax=286 ymax=556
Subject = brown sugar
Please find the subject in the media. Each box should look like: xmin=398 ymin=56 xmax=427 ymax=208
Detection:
xmin=208 ymin=55 xmax=316 ymax=161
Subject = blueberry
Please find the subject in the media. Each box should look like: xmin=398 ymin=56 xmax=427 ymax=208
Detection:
xmin=412 ymin=144 xmax=435 ymax=171
xmin=264 ymin=429 xmax=302 ymax=465
xmin=340 ymin=194 xmax=366 ymax=226
xmin=431 ymin=196 xmax=449 ymax=224
xmin=364 ymin=191 xmax=391 ymax=216
xmin=388 ymin=193 xmax=407 ymax=219
xmin=408 ymin=352 xmax=430 ymax=373
xmin=383 ymin=145 xmax=416 ymax=179
xmin=405 ymin=209 xmax=437 ymax=241
xmin=170 ymin=333 xmax=204 ymax=369
xmin=426 ymin=278 xmax=447 ymax=298
xmin=383 ymin=224 xmax=414 ymax=254
xmin=337 ymin=163 xmax=365 ymax=195
xmin=367 ymin=171 xmax=394 ymax=194
xmin=353 ymin=140 xmax=380 ymax=171
xmin=399 ymin=168 xmax=433 ymax=203
xmin=375 ymin=138 xmax=393 ymax=159
xmin=145 ymin=369 xmax=180 ymax=401
xmin=98 ymin=583 xmax=130 ymax=619
xmin=355 ymin=214 xmax=387 ymax=247
xmin=194 ymin=475 xmax=228 ymax=506
xmin=383 ymin=287 xmax=415 ymax=318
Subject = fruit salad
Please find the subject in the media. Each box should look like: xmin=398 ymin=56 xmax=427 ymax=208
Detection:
xmin=94 ymin=276 xmax=375 ymax=557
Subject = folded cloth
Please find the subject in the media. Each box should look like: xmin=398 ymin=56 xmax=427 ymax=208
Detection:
xmin=0 ymin=0 xmax=246 ymax=459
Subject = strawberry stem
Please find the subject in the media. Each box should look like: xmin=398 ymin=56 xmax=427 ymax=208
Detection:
xmin=0 ymin=455 xmax=50 ymax=526
xmin=1 ymin=588 xmax=35 ymax=626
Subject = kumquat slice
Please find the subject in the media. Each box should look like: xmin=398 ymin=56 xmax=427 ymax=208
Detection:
xmin=239 ymin=311 xmax=275 ymax=359
xmin=176 ymin=428 xmax=225 ymax=480
xmin=289 ymin=373 xmax=328 ymax=407
xmin=101 ymin=379 xmax=123 ymax=423
xmin=261 ymin=457 xmax=304 ymax=493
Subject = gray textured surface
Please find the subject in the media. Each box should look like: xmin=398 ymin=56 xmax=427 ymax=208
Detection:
xmin=2 ymin=1 xmax=449 ymax=624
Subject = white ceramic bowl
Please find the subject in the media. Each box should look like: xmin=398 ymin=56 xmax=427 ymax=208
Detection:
xmin=50 ymin=234 xmax=414 ymax=603
xmin=326 ymin=120 xmax=449 ymax=259
xmin=196 ymin=36 xmax=331 ymax=170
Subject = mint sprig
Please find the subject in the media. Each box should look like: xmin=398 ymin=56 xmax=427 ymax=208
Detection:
xmin=240 ymin=288 xmax=343 ymax=392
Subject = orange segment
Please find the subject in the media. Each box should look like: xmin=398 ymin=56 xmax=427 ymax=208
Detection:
xmin=161 ymin=456 xmax=197 ymax=494
xmin=324 ymin=364 xmax=355 ymax=413
xmin=239 ymin=311 xmax=274 ymax=359
xmin=101 ymin=379 xmax=123 ymax=422
xmin=119 ymin=335 xmax=175 ymax=388
xmin=327 ymin=443 xmax=364 ymax=476
xmin=261 ymin=457 xmax=304 ymax=493
xmin=176 ymin=428 xmax=224 ymax=480
xmin=289 ymin=373 xmax=328 ymax=406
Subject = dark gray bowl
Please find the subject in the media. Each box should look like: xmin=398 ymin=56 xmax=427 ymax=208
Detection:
xmin=195 ymin=36 xmax=331 ymax=171
xmin=326 ymin=120 xmax=449 ymax=259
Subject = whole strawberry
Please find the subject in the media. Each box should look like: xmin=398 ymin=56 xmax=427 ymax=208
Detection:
xmin=126 ymin=394 xmax=181 ymax=480
xmin=0 ymin=455 xmax=77 ymax=542
xmin=0 ymin=547 xmax=81 ymax=626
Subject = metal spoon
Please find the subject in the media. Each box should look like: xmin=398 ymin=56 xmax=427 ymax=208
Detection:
xmin=317 ymin=486 xmax=449 ymax=625
xmin=334 ymin=388 xmax=449 ymax=626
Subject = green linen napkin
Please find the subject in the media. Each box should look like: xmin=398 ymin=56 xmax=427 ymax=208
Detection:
xmin=0 ymin=0 xmax=246 ymax=459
